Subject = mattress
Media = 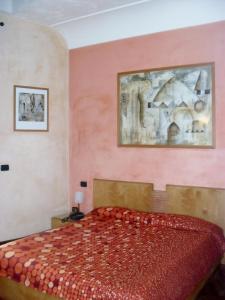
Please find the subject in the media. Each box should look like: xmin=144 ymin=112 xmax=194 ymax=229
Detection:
xmin=0 ymin=207 xmax=224 ymax=300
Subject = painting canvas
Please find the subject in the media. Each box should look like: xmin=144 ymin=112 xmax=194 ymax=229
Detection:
xmin=14 ymin=85 xmax=49 ymax=131
xmin=118 ymin=63 xmax=214 ymax=148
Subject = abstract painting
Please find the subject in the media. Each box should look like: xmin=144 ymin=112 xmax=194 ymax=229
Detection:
xmin=118 ymin=63 xmax=214 ymax=148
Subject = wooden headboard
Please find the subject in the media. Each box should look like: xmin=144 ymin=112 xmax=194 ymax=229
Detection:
xmin=93 ymin=179 xmax=225 ymax=232
xmin=93 ymin=179 xmax=153 ymax=212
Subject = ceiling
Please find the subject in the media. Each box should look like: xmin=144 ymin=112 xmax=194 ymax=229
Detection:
xmin=0 ymin=0 xmax=150 ymax=26
xmin=1 ymin=0 xmax=225 ymax=49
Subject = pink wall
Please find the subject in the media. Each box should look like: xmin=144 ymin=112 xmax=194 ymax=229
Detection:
xmin=69 ymin=21 xmax=225 ymax=211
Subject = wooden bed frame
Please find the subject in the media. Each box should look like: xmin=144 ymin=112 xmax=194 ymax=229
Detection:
xmin=0 ymin=277 xmax=60 ymax=300
xmin=0 ymin=178 xmax=224 ymax=300
xmin=93 ymin=179 xmax=225 ymax=299
xmin=93 ymin=179 xmax=225 ymax=233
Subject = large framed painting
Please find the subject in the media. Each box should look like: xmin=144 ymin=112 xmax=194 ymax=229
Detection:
xmin=14 ymin=85 xmax=49 ymax=131
xmin=118 ymin=63 xmax=215 ymax=148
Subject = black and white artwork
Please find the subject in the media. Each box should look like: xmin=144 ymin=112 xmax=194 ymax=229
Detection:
xmin=14 ymin=86 xmax=49 ymax=131
xmin=18 ymin=93 xmax=44 ymax=122
xmin=118 ymin=63 xmax=214 ymax=148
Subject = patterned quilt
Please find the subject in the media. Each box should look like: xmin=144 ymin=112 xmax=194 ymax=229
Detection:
xmin=0 ymin=207 xmax=225 ymax=300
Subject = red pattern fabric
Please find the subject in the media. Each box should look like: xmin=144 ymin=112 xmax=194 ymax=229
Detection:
xmin=0 ymin=208 xmax=224 ymax=300
xmin=94 ymin=207 xmax=225 ymax=251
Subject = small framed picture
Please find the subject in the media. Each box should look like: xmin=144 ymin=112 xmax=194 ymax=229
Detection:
xmin=14 ymin=85 xmax=49 ymax=131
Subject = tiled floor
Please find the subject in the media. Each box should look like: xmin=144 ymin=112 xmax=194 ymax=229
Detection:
xmin=197 ymin=264 xmax=225 ymax=300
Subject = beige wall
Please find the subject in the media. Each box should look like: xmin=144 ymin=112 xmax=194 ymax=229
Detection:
xmin=0 ymin=13 xmax=69 ymax=240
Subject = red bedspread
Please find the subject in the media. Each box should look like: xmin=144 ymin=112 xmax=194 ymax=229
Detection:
xmin=0 ymin=207 xmax=225 ymax=300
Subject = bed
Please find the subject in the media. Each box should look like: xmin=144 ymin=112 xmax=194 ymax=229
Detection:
xmin=0 ymin=179 xmax=225 ymax=300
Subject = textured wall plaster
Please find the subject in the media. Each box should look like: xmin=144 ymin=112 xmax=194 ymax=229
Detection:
xmin=0 ymin=13 xmax=69 ymax=240
xmin=69 ymin=21 xmax=225 ymax=212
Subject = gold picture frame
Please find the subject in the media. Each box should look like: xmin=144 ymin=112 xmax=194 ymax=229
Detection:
xmin=118 ymin=63 xmax=215 ymax=148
